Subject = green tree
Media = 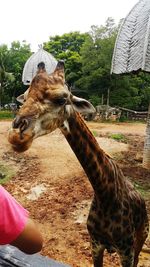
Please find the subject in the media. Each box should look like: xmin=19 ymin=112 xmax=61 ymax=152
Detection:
xmin=44 ymin=32 xmax=88 ymax=85
xmin=76 ymin=18 xmax=118 ymax=102
xmin=110 ymin=73 xmax=149 ymax=110
xmin=0 ymin=45 xmax=15 ymax=105
xmin=6 ymin=41 xmax=32 ymax=99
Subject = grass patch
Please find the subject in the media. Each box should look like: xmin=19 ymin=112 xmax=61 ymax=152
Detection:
xmin=92 ymin=130 xmax=98 ymax=137
xmin=134 ymin=182 xmax=150 ymax=198
xmin=119 ymin=117 xmax=146 ymax=123
xmin=108 ymin=133 xmax=127 ymax=143
xmin=0 ymin=162 xmax=16 ymax=184
xmin=0 ymin=110 xmax=14 ymax=120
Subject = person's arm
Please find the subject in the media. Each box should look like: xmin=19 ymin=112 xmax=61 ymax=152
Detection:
xmin=10 ymin=217 xmax=43 ymax=254
xmin=0 ymin=185 xmax=43 ymax=254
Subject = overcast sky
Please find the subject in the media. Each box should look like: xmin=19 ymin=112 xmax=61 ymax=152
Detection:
xmin=0 ymin=0 xmax=138 ymax=51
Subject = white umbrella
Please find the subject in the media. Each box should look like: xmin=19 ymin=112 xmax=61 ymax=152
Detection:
xmin=111 ymin=0 xmax=150 ymax=168
xmin=111 ymin=0 xmax=150 ymax=74
xmin=22 ymin=47 xmax=57 ymax=85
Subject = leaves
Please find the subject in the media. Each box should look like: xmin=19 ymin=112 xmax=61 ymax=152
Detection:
xmin=44 ymin=32 xmax=88 ymax=85
xmin=0 ymin=18 xmax=150 ymax=111
xmin=0 ymin=41 xmax=32 ymax=104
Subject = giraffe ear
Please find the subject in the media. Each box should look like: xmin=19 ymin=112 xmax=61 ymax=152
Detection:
xmin=71 ymin=95 xmax=96 ymax=114
xmin=16 ymin=88 xmax=29 ymax=104
xmin=16 ymin=94 xmax=25 ymax=104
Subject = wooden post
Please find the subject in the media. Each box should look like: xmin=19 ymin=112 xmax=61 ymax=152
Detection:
xmin=101 ymin=94 xmax=104 ymax=105
xmin=0 ymin=83 xmax=1 ymax=108
xmin=106 ymin=88 xmax=110 ymax=106
xmin=143 ymin=102 xmax=150 ymax=169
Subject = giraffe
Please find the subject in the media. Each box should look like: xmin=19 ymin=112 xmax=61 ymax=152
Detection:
xmin=8 ymin=61 xmax=149 ymax=267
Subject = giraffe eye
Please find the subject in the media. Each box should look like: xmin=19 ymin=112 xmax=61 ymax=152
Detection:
xmin=53 ymin=97 xmax=67 ymax=106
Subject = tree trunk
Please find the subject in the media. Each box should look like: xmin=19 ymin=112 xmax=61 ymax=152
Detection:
xmin=106 ymin=88 xmax=110 ymax=106
xmin=143 ymin=102 xmax=150 ymax=169
xmin=0 ymin=84 xmax=2 ymax=107
xmin=101 ymin=94 xmax=104 ymax=105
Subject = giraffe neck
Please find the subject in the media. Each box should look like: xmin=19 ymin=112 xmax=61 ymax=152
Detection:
xmin=60 ymin=112 xmax=120 ymax=198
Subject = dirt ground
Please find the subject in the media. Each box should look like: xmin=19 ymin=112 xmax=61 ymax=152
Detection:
xmin=0 ymin=120 xmax=150 ymax=267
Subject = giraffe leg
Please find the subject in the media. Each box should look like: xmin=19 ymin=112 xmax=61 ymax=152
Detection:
xmin=90 ymin=238 xmax=105 ymax=267
xmin=133 ymin=220 xmax=149 ymax=267
xmin=87 ymin=222 xmax=105 ymax=266
xmin=87 ymin=198 xmax=105 ymax=266
xmin=119 ymin=250 xmax=134 ymax=267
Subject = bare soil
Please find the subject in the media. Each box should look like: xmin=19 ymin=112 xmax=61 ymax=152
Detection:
xmin=0 ymin=120 xmax=150 ymax=267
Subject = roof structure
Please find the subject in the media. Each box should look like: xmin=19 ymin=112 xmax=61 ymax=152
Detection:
xmin=111 ymin=0 xmax=150 ymax=74
xmin=22 ymin=47 xmax=57 ymax=85
xmin=0 ymin=245 xmax=71 ymax=267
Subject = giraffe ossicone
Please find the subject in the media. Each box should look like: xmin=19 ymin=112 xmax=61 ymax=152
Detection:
xmin=8 ymin=61 xmax=149 ymax=267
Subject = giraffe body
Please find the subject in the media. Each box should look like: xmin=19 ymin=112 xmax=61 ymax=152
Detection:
xmin=8 ymin=61 xmax=149 ymax=267
xmin=62 ymin=113 xmax=149 ymax=267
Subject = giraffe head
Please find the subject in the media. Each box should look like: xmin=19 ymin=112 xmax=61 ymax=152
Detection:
xmin=8 ymin=61 xmax=95 ymax=152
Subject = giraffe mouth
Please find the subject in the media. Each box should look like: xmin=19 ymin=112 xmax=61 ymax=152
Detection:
xmin=8 ymin=116 xmax=35 ymax=152
xmin=8 ymin=129 xmax=34 ymax=152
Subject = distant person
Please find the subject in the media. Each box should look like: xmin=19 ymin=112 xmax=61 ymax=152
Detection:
xmin=0 ymin=185 xmax=43 ymax=254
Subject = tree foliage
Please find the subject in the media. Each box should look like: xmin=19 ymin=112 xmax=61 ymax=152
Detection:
xmin=44 ymin=32 xmax=88 ymax=85
xmin=0 ymin=19 xmax=150 ymax=112
xmin=0 ymin=41 xmax=32 ymax=105
xmin=0 ymin=45 xmax=15 ymax=105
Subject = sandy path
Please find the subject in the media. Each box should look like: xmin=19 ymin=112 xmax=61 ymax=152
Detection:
xmin=0 ymin=120 xmax=149 ymax=267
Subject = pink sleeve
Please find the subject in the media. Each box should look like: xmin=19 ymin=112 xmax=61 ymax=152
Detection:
xmin=0 ymin=185 xmax=29 ymax=245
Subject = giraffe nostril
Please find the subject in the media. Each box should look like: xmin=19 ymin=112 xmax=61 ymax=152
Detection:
xmin=12 ymin=115 xmax=22 ymax=129
xmin=20 ymin=119 xmax=29 ymax=132
xmin=12 ymin=116 xmax=29 ymax=132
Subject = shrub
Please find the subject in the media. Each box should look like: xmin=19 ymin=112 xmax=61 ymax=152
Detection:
xmin=0 ymin=111 xmax=14 ymax=120
xmin=0 ymin=163 xmax=16 ymax=185
xmin=109 ymin=133 xmax=127 ymax=143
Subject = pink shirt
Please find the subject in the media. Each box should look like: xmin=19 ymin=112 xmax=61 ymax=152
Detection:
xmin=0 ymin=185 xmax=29 ymax=245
